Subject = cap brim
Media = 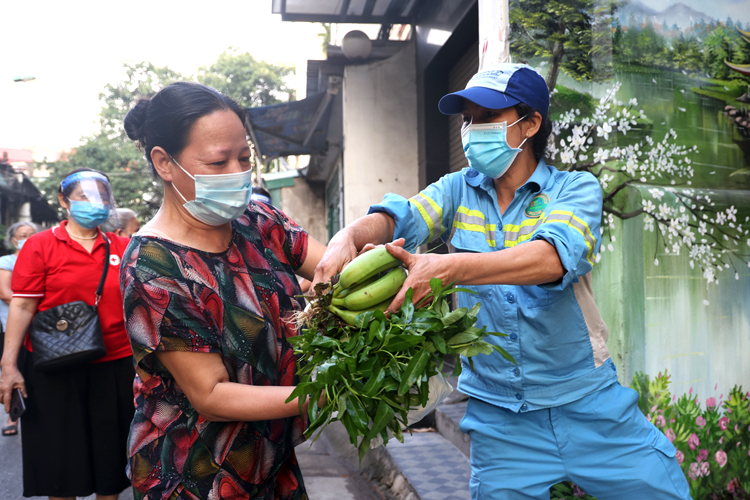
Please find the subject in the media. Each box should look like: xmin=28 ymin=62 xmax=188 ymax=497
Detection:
xmin=438 ymin=87 xmax=522 ymax=115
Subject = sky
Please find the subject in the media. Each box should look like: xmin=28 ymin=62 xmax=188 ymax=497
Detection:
xmin=0 ymin=0 xmax=327 ymax=160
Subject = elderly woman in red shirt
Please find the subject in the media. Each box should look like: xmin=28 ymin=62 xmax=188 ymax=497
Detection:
xmin=0 ymin=168 xmax=134 ymax=500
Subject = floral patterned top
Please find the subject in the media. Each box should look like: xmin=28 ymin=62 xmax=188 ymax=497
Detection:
xmin=120 ymin=203 xmax=309 ymax=500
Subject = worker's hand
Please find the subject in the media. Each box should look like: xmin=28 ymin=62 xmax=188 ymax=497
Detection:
xmin=383 ymin=240 xmax=454 ymax=315
xmin=309 ymin=232 xmax=361 ymax=297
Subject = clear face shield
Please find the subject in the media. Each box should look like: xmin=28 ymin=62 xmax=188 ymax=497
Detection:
xmin=60 ymin=171 xmax=118 ymax=229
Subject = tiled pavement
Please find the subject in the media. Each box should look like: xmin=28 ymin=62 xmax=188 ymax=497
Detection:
xmin=387 ymin=431 xmax=471 ymax=500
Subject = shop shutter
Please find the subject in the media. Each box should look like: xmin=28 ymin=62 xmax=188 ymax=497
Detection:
xmin=447 ymin=41 xmax=479 ymax=173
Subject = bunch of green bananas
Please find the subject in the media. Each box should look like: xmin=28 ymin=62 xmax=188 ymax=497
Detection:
xmin=329 ymin=247 xmax=407 ymax=325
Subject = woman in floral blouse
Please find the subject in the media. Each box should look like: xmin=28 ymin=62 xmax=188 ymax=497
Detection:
xmin=120 ymin=82 xmax=326 ymax=500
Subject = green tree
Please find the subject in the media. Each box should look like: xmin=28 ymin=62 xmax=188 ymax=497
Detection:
xmin=34 ymin=134 xmax=161 ymax=221
xmin=34 ymin=53 xmax=293 ymax=222
xmin=35 ymin=62 xmax=183 ymax=220
xmin=510 ymin=0 xmax=620 ymax=91
xmin=197 ymin=48 xmax=295 ymax=107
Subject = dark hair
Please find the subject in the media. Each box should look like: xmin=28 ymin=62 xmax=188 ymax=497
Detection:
xmin=252 ymin=186 xmax=271 ymax=198
xmin=123 ymin=82 xmax=247 ymax=176
xmin=513 ymin=103 xmax=552 ymax=162
xmin=58 ymin=167 xmax=110 ymax=197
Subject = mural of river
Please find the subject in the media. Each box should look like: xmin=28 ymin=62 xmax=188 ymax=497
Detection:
xmin=557 ymin=69 xmax=750 ymax=191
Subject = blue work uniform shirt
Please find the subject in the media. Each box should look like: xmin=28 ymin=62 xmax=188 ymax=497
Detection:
xmin=369 ymin=160 xmax=618 ymax=412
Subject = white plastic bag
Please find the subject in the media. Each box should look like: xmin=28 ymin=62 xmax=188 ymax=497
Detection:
xmin=370 ymin=372 xmax=454 ymax=448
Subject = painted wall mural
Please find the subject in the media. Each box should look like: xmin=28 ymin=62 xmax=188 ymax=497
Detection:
xmin=509 ymin=0 xmax=750 ymax=458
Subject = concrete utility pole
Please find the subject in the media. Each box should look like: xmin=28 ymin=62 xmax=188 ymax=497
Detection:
xmin=478 ymin=0 xmax=511 ymax=70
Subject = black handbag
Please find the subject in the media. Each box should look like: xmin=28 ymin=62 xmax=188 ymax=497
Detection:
xmin=29 ymin=238 xmax=110 ymax=372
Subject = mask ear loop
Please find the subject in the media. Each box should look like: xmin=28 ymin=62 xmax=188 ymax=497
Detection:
xmin=168 ymin=155 xmax=194 ymax=204
xmin=510 ymin=113 xmax=532 ymax=149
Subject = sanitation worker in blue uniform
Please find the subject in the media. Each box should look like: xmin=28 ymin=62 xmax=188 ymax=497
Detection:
xmin=311 ymin=64 xmax=691 ymax=500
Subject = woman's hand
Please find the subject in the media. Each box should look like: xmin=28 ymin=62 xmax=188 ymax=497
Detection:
xmin=0 ymin=365 xmax=26 ymax=414
xmin=383 ymin=239 xmax=455 ymax=315
xmin=309 ymin=232 xmax=360 ymax=296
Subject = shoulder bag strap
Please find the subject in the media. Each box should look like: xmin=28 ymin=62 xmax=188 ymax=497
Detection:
xmin=95 ymin=236 xmax=110 ymax=306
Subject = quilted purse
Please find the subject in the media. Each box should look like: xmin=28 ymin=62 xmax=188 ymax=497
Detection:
xmin=29 ymin=238 xmax=110 ymax=372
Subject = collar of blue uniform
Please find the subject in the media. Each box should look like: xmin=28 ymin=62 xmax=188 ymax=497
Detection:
xmin=463 ymin=158 xmax=551 ymax=193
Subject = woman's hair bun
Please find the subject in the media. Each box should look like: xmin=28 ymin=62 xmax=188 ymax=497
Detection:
xmin=124 ymin=98 xmax=151 ymax=144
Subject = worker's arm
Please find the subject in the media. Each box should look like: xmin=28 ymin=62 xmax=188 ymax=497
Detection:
xmin=383 ymin=239 xmax=564 ymax=313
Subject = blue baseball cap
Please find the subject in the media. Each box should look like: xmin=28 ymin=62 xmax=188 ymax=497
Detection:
xmin=438 ymin=63 xmax=549 ymax=118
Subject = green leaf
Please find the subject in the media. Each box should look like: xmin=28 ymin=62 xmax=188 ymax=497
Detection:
xmin=285 ymin=381 xmax=314 ymax=404
xmin=358 ymin=435 xmax=372 ymax=463
xmin=467 ymin=302 xmax=481 ymax=318
xmin=447 ymin=330 xmax=481 ymax=346
xmin=442 ymin=307 xmax=468 ymax=325
xmin=429 ymin=277 xmax=444 ymax=297
xmin=451 ymin=361 xmax=462 ymax=376
xmin=475 ymin=342 xmax=495 ymax=355
xmin=367 ymin=400 xmax=396 ymax=440
xmin=385 ymin=334 xmax=425 ymax=352
xmin=355 ymin=310 xmax=376 ymax=329
xmin=429 ymin=334 xmax=448 ymax=354
xmin=311 ymin=336 xmax=339 ymax=349
xmin=494 ymin=345 xmax=517 ymax=365
xmin=367 ymin=320 xmax=381 ymax=344
xmin=398 ymin=350 xmax=431 ymax=396
xmin=362 ymin=364 xmax=385 ymax=397
xmin=400 ymin=288 xmax=415 ymax=322
xmin=380 ymin=377 xmax=399 ymax=393
xmin=339 ymin=412 xmax=360 ymax=446
xmin=346 ymin=398 xmax=370 ymax=432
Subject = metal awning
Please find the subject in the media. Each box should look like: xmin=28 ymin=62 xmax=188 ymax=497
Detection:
xmin=272 ymin=0 xmax=423 ymax=24
xmin=246 ymin=91 xmax=334 ymax=159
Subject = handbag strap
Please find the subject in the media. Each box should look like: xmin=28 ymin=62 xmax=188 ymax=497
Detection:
xmin=95 ymin=236 xmax=110 ymax=306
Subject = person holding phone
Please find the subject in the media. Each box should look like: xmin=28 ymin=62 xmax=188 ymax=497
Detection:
xmin=0 ymin=168 xmax=134 ymax=500
xmin=1 ymin=221 xmax=37 ymax=437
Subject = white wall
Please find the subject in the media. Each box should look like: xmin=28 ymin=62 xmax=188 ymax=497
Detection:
xmin=279 ymin=177 xmax=327 ymax=245
xmin=342 ymin=42 xmax=419 ymax=225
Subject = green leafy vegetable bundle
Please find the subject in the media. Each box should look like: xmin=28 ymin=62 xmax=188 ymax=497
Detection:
xmin=287 ymin=276 xmax=515 ymax=462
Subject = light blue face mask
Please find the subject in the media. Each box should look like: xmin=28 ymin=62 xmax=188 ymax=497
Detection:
xmin=170 ymin=156 xmax=254 ymax=226
xmin=15 ymin=239 xmax=27 ymax=250
xmin=461 ymin=115 xmax=528 ymax=179
xmin=68 ymin=200 xmax=111 ymax=229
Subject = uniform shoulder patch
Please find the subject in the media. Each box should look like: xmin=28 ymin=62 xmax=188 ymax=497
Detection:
xmin=524 ymin=193 xmax=549 ymax=218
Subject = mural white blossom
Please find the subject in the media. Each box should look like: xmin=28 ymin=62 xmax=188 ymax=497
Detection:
xmin=548 ymin=83 xmax=750 ymax=284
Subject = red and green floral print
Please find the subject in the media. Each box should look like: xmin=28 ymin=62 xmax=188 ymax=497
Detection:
xmin=121 ymin=203 xmax=309 ymax=500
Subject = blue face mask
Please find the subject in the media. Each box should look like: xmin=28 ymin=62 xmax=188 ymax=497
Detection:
xmin=461 ymin=115 xmax=528 ymax=179
xmin=68 ymin=200 xmax=111 ymax=229
xmin=170 ymin=156 xmax=254 ymax=226
xmin=15 ymin=239 xmax=27 ymax=250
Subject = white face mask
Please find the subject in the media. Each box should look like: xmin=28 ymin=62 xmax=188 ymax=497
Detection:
xmin=170 ymin=156 xmax=254 ymax=226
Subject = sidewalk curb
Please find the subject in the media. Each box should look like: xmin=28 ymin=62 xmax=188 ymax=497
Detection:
xmin=321 ymin=421 xmax=420 ymax=500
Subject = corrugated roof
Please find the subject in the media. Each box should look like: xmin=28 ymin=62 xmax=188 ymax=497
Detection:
xmin=272 ymin=0 xmax=423 ymax=24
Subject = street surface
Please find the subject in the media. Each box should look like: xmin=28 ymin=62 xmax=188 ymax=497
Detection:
xmin=0 ymin=419 xmax=383 ymax=500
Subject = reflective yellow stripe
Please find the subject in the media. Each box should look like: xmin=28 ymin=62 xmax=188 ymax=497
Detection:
xmin=456 ymin=206 xmax=485 ymax=219
xmin=452 ymin=220 xmax=496 ymax=247
xmin=545 ymin=210 xmax=596 ymax=264
xmin=504 ymin=217 xmax=545 ymax=247
xmin=409 ymin=193 xmax=444 ymax=242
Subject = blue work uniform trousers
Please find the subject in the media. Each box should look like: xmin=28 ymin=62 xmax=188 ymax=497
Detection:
xmin=459 ymin=382 xmax=691 ymax=500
